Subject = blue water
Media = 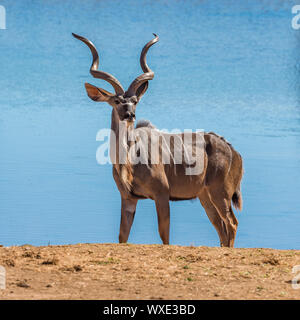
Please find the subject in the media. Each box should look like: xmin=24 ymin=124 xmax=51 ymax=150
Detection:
xmin=0 ymin=0 xmax=299 ymax=249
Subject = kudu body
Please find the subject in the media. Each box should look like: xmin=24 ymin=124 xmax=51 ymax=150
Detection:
xmin=73 ymin=33 xmax=243 ymax=247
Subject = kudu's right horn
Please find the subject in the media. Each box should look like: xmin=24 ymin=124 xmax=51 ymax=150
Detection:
xmin=72 ymin=33 xmax=125 ymax=95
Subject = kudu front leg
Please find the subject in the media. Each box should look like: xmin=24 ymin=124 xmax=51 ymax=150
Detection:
xmin=119 ymin=198 xmax=138 ymax=243
xmin=155 ymin=195 xmax=170 ymax=245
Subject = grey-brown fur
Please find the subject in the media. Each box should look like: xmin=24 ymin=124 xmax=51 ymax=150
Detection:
xmin=135 ymin=119 xmax=155 ymax=129
xmin=73 ymin=33 xmax=244 ymax=247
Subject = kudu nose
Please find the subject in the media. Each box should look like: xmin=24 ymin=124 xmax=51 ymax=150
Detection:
xmin=124 ymin=111 xmax=135 ymax=121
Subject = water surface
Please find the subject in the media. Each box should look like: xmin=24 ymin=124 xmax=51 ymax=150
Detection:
xmin=0 ymin=0 xmax=299 ymax=249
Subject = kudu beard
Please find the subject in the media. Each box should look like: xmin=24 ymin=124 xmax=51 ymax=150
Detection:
xmin=96 ymin=121 xmax=205 ymax=176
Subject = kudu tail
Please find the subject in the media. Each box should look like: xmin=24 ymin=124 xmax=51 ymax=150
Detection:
xmin=232 ymin=185 xmax=242 ymax=211
xmin=231 ymin=150 xmax=243 ymax=212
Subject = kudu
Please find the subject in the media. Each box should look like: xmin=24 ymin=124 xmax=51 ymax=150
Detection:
xmin=73 ymin=33 xmax=243 ymax=247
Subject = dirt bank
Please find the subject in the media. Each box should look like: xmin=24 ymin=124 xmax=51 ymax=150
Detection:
xmin=0 ymin=243 xmax=299 ymax=300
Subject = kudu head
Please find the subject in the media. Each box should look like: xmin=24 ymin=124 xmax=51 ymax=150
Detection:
xmin=72 ymin=33 xmax=159 ymax=123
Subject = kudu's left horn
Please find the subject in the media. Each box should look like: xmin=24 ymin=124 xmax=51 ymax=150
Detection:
xmin=126 ymin=33 xmax=159 ymax=97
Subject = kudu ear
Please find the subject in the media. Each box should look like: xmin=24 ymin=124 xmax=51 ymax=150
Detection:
xmin=135 ymin=81 xmax=149 ymax=100
xmin=85 ymin=83 xmax=114 ymax=102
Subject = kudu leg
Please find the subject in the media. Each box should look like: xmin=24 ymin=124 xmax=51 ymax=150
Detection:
xmin=208 ymin=190 xmax=238 ymax=247
xmin=119 ymin=198 xmax=138 ymax=243
xmin=198 ymin=193 xmax=228 ymax=247
xmin=155 ymin=196 xmax=170 ymax=245
xmin=227 ymin=206 xmax=238 ymax=247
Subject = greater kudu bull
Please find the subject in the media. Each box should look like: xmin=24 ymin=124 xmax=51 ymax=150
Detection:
xmin=73 ymin=33 xmax=243 ymax=247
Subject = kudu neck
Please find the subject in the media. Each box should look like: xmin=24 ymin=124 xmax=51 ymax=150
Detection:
xmin=110 ymin=109 xmax=135 ymax=166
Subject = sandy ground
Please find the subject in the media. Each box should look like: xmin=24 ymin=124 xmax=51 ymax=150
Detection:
xmin=0 ymin=243 xmax=299 ymax=300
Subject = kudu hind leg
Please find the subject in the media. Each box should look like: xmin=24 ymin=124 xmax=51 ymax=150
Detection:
xmin=198 ymin=194 xmax=228 ymax=247
xmin=155 ymin=195 xmax=170 ymax=245
xmin=208 ymin=190 xmax=238 ymax=247
xmin=119 ymin=198 xmax=138 ymax=243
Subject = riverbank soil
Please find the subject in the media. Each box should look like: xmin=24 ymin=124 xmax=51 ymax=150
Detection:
xmin=0 ymin=243 xmax=299 ymax=299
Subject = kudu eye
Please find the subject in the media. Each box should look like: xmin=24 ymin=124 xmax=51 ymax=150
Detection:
xmin=115 ymin=100 xmax=120 ymax=105
xmin=131 ymin=97 xmax=138 ymax=104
